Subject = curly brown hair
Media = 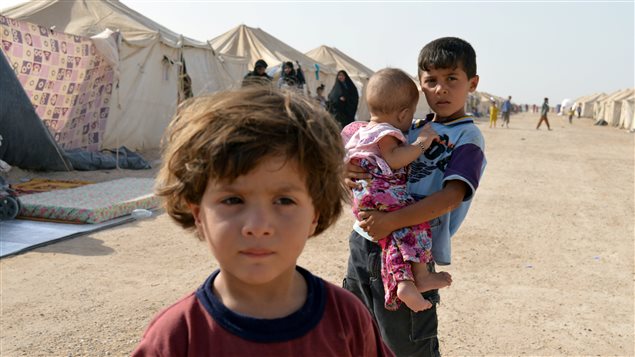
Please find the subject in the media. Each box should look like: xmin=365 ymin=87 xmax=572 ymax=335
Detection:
xmin=156 ymin=86 xmax=348 ymax=239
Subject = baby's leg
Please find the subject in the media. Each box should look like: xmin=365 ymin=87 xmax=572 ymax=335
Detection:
xmin=396 ymin=280 xmax=432 ymax=312
xmin=412 ymin=261 xmax=452 ymax=293
xmin=393 ymin=224 xmax=452 ymax=293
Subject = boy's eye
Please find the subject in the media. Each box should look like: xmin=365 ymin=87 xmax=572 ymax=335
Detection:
xmin=448 ymin=76 xmax=457 ymax=81
xmin=275 ymin=197 xmax=296 ymax=205
xmin=221 ymin=197 xmax=243 ymax=205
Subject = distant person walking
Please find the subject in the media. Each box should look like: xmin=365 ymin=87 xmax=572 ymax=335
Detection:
xmin=242 ymin=59 xmax=273 ymax=87
xmin=568 ymin=106 xmax=575 ymax=124
xmin=501 ymin=95 xmax=512 ymax=128
xmin=536 ymin=97 xmax=552 ymax=130
xmin=328 ymin=70 xmax=359 ymax=127
xmin=576 ymin=102 xmax=582 ymax=118
xmin=489 ymin=99 xmax=498 ymax=128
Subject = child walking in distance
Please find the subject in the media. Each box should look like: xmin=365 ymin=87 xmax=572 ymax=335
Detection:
xmin=489 ymin=99 xmax=498 ymax=128
xmin=132 ymin=87 xmax=394 ymax=357
xmin=342 ymin=68 xmax=452 ymax=313
xmin=343 ymin=37 xmax=486 ymax=356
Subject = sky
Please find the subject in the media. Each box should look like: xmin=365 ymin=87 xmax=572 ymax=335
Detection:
xmin=2 ymin=1 xmax=634 ymax=105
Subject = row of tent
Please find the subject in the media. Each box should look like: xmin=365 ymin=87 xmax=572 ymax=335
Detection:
xmin=0 ymin=0 xmax=502 ymax=171
xmin=573 ymin=88 xmax=635 ymax=131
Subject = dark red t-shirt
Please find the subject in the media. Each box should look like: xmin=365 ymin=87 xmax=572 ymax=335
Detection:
xmin=132 ymin=267 xmax=394 ymax=357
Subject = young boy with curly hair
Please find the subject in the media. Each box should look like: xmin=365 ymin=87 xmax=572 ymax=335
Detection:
xmin=132 ymin=86 xmax=393 ymax=356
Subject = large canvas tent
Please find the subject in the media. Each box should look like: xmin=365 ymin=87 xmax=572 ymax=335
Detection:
xmin=573 ymin=92 xmax=606 ymax=118
xmin=209 ymin=24 xmax=337 ymax=98
xmin=594 ymin=88 xmax=634 ymax=126
xmin=0 ymin=46 xmax=70 ymax=171
xmin=2 ymin=0 xmax=243 ymax=150
xmin=306 ymin=45 xmax=432 ymax=120
xmin=604 ymin=89 xmax=634 ymax=126
xmin=470 ymin=91 xmax=505 ymax=118
xmin=618 ymin=95 xmax=635 ymax=131
xmin=306 ymin=45 xmax=373 ymax=121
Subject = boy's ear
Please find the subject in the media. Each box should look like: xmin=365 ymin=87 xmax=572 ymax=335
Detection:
xmin=188 ymin=202 xmax=201 ymax=226
xmin=309 ymin=213 xmax=320 ymax=237
xmin=468 ymin=75 xmax=479 ymax=92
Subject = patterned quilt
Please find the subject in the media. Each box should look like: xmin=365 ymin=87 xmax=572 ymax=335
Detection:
xmin=1 ymin=15 xmax=114 ymax=151
xmin=18 ymin=178 xmax=161 ymax=224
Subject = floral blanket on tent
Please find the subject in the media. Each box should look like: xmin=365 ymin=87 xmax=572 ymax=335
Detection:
xmin=0 ymin=15 xmax=114 ymax=151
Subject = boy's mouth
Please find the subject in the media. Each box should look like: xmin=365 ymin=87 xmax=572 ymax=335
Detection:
xmin=240 ymin=249 xmax=275 ymax=257
xmin=436 ymin=100 xmax=451 ymax=106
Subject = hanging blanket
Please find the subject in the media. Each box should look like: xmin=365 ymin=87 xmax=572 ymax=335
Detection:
xmin=1 ymin=15 xmax=114 ymax=151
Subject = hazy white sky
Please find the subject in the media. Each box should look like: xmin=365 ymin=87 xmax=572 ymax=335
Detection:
xmin=2 ymin=1 xmax=634 ymax=105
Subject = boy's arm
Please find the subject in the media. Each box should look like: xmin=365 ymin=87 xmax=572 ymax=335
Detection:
xmin=359 ymin=180 xmax=467 ymax=240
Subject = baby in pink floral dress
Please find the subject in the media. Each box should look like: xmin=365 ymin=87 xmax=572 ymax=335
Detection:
xmin=342 ymin=68 xmax=452 ymax=312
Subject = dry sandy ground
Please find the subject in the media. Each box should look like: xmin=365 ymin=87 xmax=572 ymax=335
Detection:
xmin=1 ymin=112 xmax=633 ymax=356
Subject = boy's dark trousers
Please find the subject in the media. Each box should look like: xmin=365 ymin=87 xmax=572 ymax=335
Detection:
xmin=343 ymin=231 xmax=441 ymax=357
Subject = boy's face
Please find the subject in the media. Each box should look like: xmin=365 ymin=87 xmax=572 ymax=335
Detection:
xmin=419 ymin=65 xmax=479 ymax=120
xmin=189 ymin=156 xmax=319 ymax=287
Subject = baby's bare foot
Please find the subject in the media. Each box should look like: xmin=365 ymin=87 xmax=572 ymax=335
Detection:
xmin=416 ymin=271 xmax=452 ymax=293
xmin=397 ymin=282 xmax=432 ymax=312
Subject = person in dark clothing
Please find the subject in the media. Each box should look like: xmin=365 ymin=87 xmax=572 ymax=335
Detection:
xmin=242 ymin=59 xmax=273 ymax=87
xmin=328 ymin=70 xmax=359 ymax=127
xmin=277 ymin=61 xmax=306 ymax=93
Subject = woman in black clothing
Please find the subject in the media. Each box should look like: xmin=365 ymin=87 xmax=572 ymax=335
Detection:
xmin=328 ymin=70 xmax=359 ymax=127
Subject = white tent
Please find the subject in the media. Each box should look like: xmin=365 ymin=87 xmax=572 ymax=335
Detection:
xmin=605 ymin=89 xmax=634 ymax=126
xmin=306 ymin=45 xmax=373 ymax=121
xmin=594 ymin=89 xmax=634 ymax=126
xmin=573 ymin=92 xmax=606 ymax=118
xmin=560 ymin=98 xmax=574 ymax=115
xmin=209 ymin=24 xmax=337 ymax=98
xmin=2 ymin=0 xmax=244 ymax=150
xmin=470 ymin=91 xmax=504 ymax=118
xmin=618 ymin=95 xmax=635 ymax=131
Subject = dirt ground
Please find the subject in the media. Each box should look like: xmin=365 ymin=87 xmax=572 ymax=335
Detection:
xmin=1 ymin=111 xmax=633 ymax=356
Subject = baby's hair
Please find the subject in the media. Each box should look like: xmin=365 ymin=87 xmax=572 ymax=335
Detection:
xmin=418 ymin=37 xmax=477 ymax=79
xmin=366 ymin=68 xmax=419 ymax=115
xmin=156 ymin=86 xmax=348 ymax=238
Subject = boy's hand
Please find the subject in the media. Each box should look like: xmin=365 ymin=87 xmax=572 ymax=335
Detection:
xmin=344 ymin=162 xmax=370 ymax=189
xmin=358 ymin=210 xmax=392 ymax=241
xmin=414 ymin=123 xmax=439 ymax=151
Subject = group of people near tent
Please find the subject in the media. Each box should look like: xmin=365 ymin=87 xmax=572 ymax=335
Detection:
xmin=242 ymin=59 xmax=360 ymax=128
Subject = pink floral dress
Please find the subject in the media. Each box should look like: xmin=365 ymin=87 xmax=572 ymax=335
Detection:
xmin=342 ymin=121 xmax=433 ymax=311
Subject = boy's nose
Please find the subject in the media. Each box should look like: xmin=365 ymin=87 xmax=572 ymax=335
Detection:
xmin=241 ymin=207 xmax=274 ymax=238
xmin=435 ymin=84 xmax=448 ymax=95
